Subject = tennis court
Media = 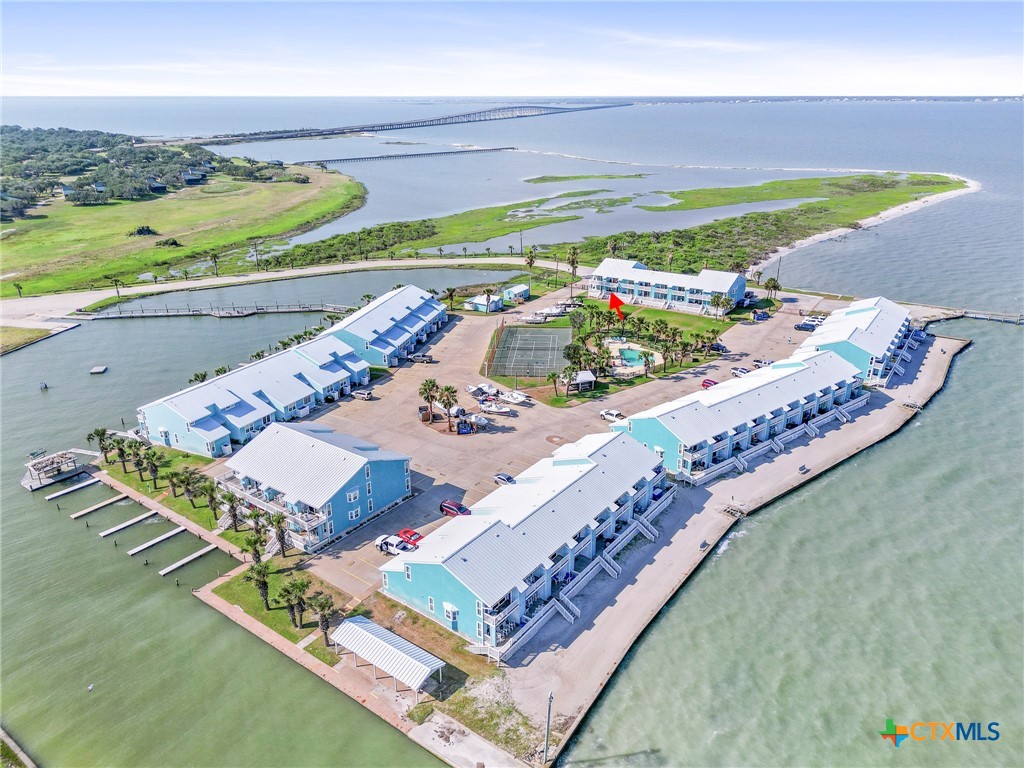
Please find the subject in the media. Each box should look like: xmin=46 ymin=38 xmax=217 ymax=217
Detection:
xmin=490 ymin=326 xmax=573 ymax=376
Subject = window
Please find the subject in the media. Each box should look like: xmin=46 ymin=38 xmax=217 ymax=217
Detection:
xmin=404 ymin=461 xmax=410 ymax=475
xmin=365 ymin=465 xmax=371 ymax=479
xmin=382 ymin=573 xmax=389 ymax=589
xmin=365 ymin=341 xmax=370 ymax=350
xmin=348 ymin=508 xmax=360 ymax=521
xmin=367 ymin=499 xmax=373 ymax=512
xmin=405 ymin=478 xmax=411 ymax=492
xmin=475 ymin=600 xmax=482 ymax=617
xmin=185 ymin=423 xmax=191 ymax=432
xmin=404 ymin=564 xmax=411 ymax=581
xmin=366 ymin=482 xmax=372 ymax=496
xmin=476 ymin=622 xmax=483 ymax=638
xmin=428 ymin=597 xmax=435 ymax=613
xmin=174 ymin=434 xmax=179 ymax=444
xmin=346 ymin=489 xmax=359 ymax=502
xmin=444 ymin=606 xmax=457 ymax=621
xmin=323 ymin=521 xmax=334 ymax=537
xmin=677 ymin=458 xmax=684 ymax=471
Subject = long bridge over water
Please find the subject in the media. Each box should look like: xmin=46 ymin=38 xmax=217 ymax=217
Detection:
xmin=202 ymin=103 xmax=628 ymax=144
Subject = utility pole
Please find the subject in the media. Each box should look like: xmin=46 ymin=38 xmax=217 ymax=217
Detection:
xmin=519 ymin=229 xmax=524 ymax=256
xmin=543 ymin=690 xmax=554 ymax=763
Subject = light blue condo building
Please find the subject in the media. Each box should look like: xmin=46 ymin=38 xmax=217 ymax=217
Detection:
xmin=329 ymin=285 xmax=447 ymax=366
xmin=588 ymin=257 xmax=745 ymax=314
xmin=215 ymin=423 xmax=412 ymax=554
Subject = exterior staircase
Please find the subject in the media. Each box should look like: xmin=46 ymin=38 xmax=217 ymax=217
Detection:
xmin=599 ymin=553 xmax=622 ymax=577
xmin=635 ymin=516 xmax=658 ymax=541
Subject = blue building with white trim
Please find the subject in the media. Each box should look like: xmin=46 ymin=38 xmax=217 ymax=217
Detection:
xmin=216 ymin=423 xmax=411 ymax=553
xmin=137 ymin=334 xmax=369 ymax=457
xmin=327 ymin=286 xmax=447 ymax=366
xmin=502 ymin=284 xmax=530 ymax=302
xmin=462 ymin=293 xmax=504 ymax=313
xmin=379 ymin=432 xmax=673 ymax=659
xmin=611 ymin=350 xmax=865 ymax=485
xmin=588 ymin=258 xmax=745 ymax=314
xmin=797 ymin=296 xmax=914 ymax=386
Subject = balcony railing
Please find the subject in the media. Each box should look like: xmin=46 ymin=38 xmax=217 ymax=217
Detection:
xmin=484 ymin=600 xmax=518 ymax=626
xmin=218 ymin=473 xmax=327 ymax=529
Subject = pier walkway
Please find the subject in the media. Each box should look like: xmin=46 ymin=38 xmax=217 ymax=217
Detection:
xmin=44 ymin=476 xmax=99 ymax=500
xmin=159 ymin=544 xmax=219 ymax=576
xmin=98 ymin=510 xmax=157 ymax=538
xmin=297 ymin=146 xmax=515 ymax=165
xmin=69 ymin=493 xmax=127 ymax=519
xmin=93 ymin=473 xmax=243 ymax=562
xmin=128 ymin=526 xmax=186 ymax=556
xmin=86 ymin=301 xmax=353 ymax=320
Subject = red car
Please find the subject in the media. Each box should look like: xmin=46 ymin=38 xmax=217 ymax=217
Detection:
xmin=439 ymin=499 xmax=471 ymax=516
xmin=701 ymin=379 xmax=719 ymax=389
xmin=397 ymin=528 xmax=424 ymax=546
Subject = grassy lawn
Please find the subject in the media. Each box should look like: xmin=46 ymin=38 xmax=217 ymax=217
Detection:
xmin=0 ymin=326 xmax=49 ymax=354
xmin=101 ymin=446 xmax=218 ymax=529
xmin=580 ymin=298 xmax=733 ymax=337
xmin=1 ymin=737 xmax=28 ymax=768
xmin=305 ymin=634 xmax=341 ymax=666
xmin=212 ymin=555 xmax=352 ymax=643
xmin=2 ymin=165 xmax=365 ymax=297
xmin=525 ymin=173 xmax=648 ymax=183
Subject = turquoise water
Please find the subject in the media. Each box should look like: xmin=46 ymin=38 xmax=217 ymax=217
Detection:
xmin=1 ymin=100 xmax=1021 ymax=767
xmin=618 ymin=347 xmax=649 ymax=365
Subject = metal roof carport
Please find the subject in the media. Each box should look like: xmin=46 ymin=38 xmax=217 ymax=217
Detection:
xmin=330 ymin=616 xmax=445 ymax=701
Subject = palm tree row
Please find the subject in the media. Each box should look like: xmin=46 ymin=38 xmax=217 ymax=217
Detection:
xmin=241 ymin=563 xmax=336 ymax=638
xmin=418 ymin=378 xmax=461 ymax=429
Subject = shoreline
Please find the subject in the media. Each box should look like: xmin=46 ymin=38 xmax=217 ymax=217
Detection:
xmin=752 ymin=174 xmax=981 ymax=276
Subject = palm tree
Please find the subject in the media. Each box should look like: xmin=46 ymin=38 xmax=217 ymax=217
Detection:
xmin=189 ymin=371 xmax=209 ymax=384
xmin=85 ymin=427 xmax=111 ymax=462
xmin=436 ymin=246 xmax=444 ymax=259
xmin=361 ymin=293 xmax=376 ymax=306
xmin=214 ymin=365 xmax=230 ymax=376
xmin=441 ymin=286 xmax=458 ymax=310
xmin=651 ymin=318 xmax=669 ymax=340
xmin=309 ymin=591 xmax=335 ymax=644
xmin=109 ymin=437 xmax=129 ymax=472
xmin=547 ymin=371 xmax=560 ymax=397
xmin=569 ymin=310 xmax=586 ymax=332
xmin=142 ymin=448 xmax=161 ymax=488
xmin=641 ymin=351 xmax=655 ymax=376
xmin=677 ymin=339 xmax=694 ymax=366
xmin=278 ymin=576 xmax=311 ymax=628
xmin=167 ymin=470 xmax=184 ymax=498
xmin=419 ymin=378 xmax=439 ymax=421
xmin=243 ymin=532 xmax=264 ymax=564
xmin=593 ymin=345 xmax=612 ymax=376
xmin=437 ymin=385 xmax=458 ymax=430
xmin=242 ymin=561 xmax=272 ymax=611
xmin=270 ymin=512 xmax=289 ymax=557
xmin=566 ymin=245 xmax=580 ymax=298
xmin=657 ymin=340 xmax=673 ymax=372
xmin=199 ymin=480 xmax=220 ymax=525
xmin=222 ymin=492 xmax=242 ymax=531
xmin=181 ymin=471 xmax=200 ymax=508
xmin=484 ymin=247 xmax=491 ymax=257
xmin=126 ymin=441 xmax=145 ymax=480
xmin=210 ymin=253 xmax=220 ymax=277
xmin=753 ymin=270 xmax=763 ymax=285
xmin=12 ymin=282 xmax=23 ymax=297
xmin=764 ymin=277 xmax=781 ymax=300
xmin=250 ymin=350 xmax=266 ymax=361
xmin=524 ymin=248 xmax=536 ymax=294
xmin=277 ymin=339 xmax=293 ymax=350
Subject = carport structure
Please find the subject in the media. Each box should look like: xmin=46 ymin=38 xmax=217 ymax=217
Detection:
xmin=330 ymin=616 xmax=445 ymax=702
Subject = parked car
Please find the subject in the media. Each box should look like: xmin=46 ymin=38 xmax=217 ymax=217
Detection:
xmin=753 ymin=311 xmax=770 ymax=321
xmin=493 ymin=472 xmax=515 ymax=485
xmin=701 ymin=378 xmax=719 ymax=389
xmin=397 ymin=528 xmax=424 ymax=546
xmin=709 ymin=342 xmax=728 ymax=353
xmin=744 ymin=290 xmax=756 ymax=299
xmin=410 ymin=353 xmax=434 ymax=363
xmin=794 ymin=323 xmax=816 ymax=332
xmin=807 ymin=315 xmax=827 ymax=324
xmin=730 ymin=367 xmax=751 ymax=378
xmin=351 ymin=389 xmax=373 ymax=400
xmin=752 ymin=359 xmax=774 ymax=368
xmin=439 ymin=499 xmax=471 ymax=516
xmin=599 ymin=409 xmax=625 ymax=422
xmin=375 ymin=535 xmax=416 ymax=556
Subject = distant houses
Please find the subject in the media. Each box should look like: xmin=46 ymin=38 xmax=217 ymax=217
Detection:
xmin=797 ymin=297 xmax=914 ymax=385
xmin=326 ymin=286 xmax=448 ymax=367
xmin=462 ymin=293 xmax=504 ymax=313
xmin=146 ymin=177 xmax=167 ymax=193
xmin=503 ymin=284 xmax=530 ymax=303
xmin=611 ymin=349 xmax=865 ymax=485
xmin=589 ymin=258 xmax=746 ymax=315
xmin=181 ymin=171 xmax=205 ymax=185
xmin=379 ymin=432 xmax=673 ymax=657
xmin=216 ymin=423 xmax=411 ymax=554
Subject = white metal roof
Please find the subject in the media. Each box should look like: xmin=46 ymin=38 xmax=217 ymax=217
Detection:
xmin=224 ymin=423 xmax=408 ymax=508
xmin=592 ymin=258 xmax=743 ymax=295
xmin=625 ymin=350 xmax=862 ymax=447
xmin=465 ymin=294 xmax=501 ymax=305
xmin=382 ymin=433 xmax=662 ymax=606
xmin=329 ymin=616 xmax=444 ymax=691
xmin=326 ymin=285 xmax=444 ymax=343
xmin=504 ymin=283 xmax=529 ymax=293
xmin=797 ymin=296 xmax=909 ymax=359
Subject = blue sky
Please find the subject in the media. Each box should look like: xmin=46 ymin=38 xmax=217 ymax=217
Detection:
xmin=3 ymin=2 xmax=1021 ymax=96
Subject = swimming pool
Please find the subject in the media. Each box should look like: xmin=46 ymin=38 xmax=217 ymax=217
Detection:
xmin=618 ymin=347 xmax=650 ymax=365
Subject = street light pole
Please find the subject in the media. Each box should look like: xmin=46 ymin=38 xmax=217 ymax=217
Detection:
xmin=543 ymin=690 xmax=554 ymax=763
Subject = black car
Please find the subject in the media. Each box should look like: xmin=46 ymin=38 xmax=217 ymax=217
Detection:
xmin=710 ymin=343 xmax=728 ymax=353
xmin=794 ymin=322 xmax=816 ymax=331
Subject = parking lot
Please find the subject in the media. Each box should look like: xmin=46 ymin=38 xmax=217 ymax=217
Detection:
xmin=302 ymin=286 xmax=849 ymax=598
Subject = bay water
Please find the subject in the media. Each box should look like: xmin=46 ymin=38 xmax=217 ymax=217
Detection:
xmin=1 ymin=99 xmax=1021 ymax=766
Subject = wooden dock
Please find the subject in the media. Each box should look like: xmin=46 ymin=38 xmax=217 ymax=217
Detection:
xmin=159 ymin=544 xmax=219 ymax=576
xmin=127 ymin=526 xmax=186 ymax=556
xmin=69 ymin=493 xmax=128 ymax=519
xmin=98 ymin=510 xmax=158 ymax=538
xmin=44 ymin=477 xmax=99 ymax=500
xmin=87 ymin=301 xmax=353 ymax=321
